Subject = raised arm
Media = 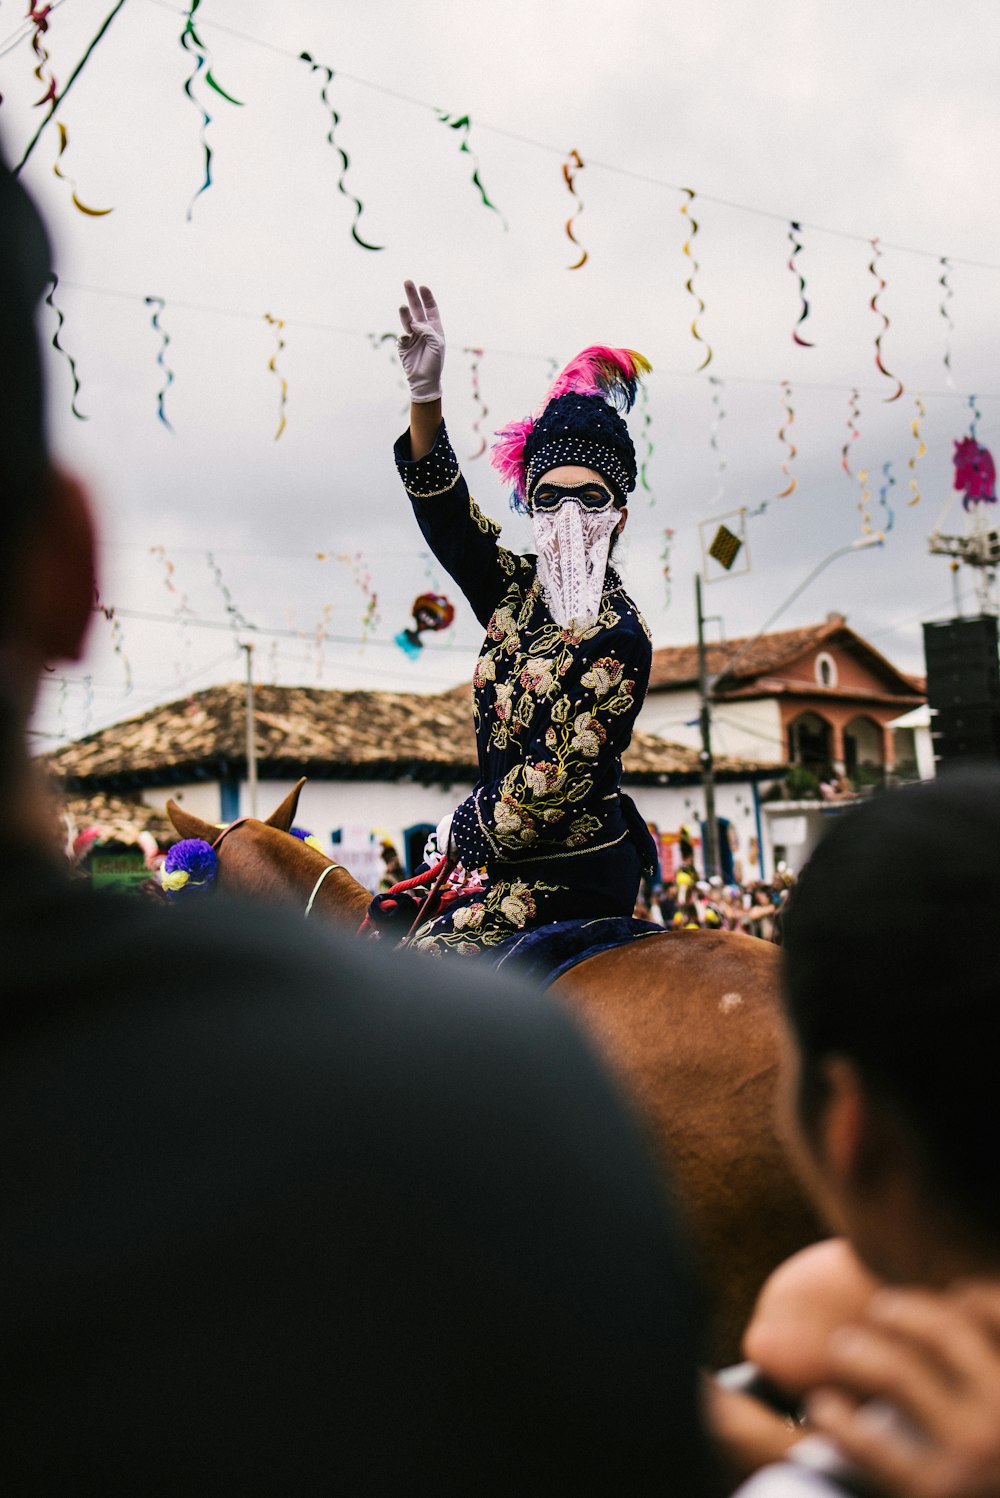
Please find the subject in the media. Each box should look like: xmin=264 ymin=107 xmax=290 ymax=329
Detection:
xmin=397 ymin=281 xmax=444 ymax=459
xmin=393 ymin=281 xmax=522 ymax=625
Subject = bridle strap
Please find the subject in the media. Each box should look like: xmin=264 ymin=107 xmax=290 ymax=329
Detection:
xmin=304 ymin=861 xmax=347 ymax=919
xmin=210 ymin=816 xmax=349 ymax=922
xmin=211 ymin=817 xmax=252 ymax=852
xmin=400 ymin=855 xmax=457 ymax=946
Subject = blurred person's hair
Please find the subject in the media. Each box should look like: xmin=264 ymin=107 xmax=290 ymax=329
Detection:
xmin=782 ymin=767 xmax=1000 ymax=1242
xmin=0 ymin=142 xmax=53 ymax=622
xmin=0 ymin=144 xmax=55 ymax=787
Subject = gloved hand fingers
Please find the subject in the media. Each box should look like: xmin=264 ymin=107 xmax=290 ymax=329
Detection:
xmin=404 ymin=279 xmax=425 ymax=323
xmin=398 ymin=303 xmax=415 ymax=342
xmin=418 ymin=284 xmax=443 ymax=334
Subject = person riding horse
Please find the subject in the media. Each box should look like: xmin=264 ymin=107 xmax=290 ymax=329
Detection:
xmin=394 ymin=282 xmax=658 ymax=955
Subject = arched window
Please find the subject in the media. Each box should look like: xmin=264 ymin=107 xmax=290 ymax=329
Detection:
xmin=815 ymin=652 xmax=838 ymax=688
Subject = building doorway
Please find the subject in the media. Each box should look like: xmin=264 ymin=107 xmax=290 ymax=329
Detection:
xmin=788 ymin=712 xmax=832 ymax=777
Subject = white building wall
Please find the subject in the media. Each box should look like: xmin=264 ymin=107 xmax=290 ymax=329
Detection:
xmin=640 ymin=691 xmax=785 ymax=764
xmin=144 ymin=772 xmax=778 ymax=885
xmin=914 ymin=724 xmax=936 ymax=780
xmin=142 ymin=780 xmax=222 ymax=824
xmin=844 ymin=715 xmax=882 ymax=764
xmin=629 ymin=779 xmax=772 ymax=881
xmin=639 ymin=688 xmax=702 ymax=748
xmin=250 ymin=777 xmax=473 ymax=863
xmin=709 ymin=698 xmax=786 ymax=764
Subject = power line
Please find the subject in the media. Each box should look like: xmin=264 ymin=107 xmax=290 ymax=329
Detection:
xmin=95 ymin=603 xmax=478 ymax=653
xmin=46 ymin=276 xmax=1000 ymax=402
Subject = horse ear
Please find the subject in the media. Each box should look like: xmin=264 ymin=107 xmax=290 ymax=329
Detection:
xmin=264 ymin=777 xmax=307 ymax=832
xmin=167 ymin=799 xmax=220 ymax=843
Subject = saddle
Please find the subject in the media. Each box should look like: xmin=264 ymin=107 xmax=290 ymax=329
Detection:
xmin=492 ymin=916 xmax=664 ymax=987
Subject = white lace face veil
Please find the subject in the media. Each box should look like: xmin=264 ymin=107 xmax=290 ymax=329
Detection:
xmin=532 ymin=501 xmax=620 ymax=634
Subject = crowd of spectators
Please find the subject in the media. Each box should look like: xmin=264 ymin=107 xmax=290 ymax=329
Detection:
xmin=636 ymin=867 xmax=796 ymax=941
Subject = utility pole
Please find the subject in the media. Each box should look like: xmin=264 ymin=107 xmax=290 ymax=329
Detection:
xmin=696 ymin=573 xmax=721 ymax=878
xmin=242 ymin=642 xmax=258 ymax=818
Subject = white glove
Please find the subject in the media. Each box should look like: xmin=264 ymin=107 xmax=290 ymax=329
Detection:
xmin=397 ymin=281 xmax=445 ymax=403
xmin=434 ymin=810 xmax=454 ymax=859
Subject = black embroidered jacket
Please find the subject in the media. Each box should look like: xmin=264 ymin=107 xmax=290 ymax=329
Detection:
xmin=394 ymin=422 xmax=657 ymax=904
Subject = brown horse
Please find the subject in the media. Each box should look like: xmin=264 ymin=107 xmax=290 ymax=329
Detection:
xmin=167 ymin=780 xmax=821 ymax=1365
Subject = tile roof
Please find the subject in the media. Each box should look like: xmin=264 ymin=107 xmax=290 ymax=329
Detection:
xmin=43 ymin=682 xmax=781 ymax=790
xmin=648 ymin=617 xmax=923 ymax=698
xmin=58 ymin=789 xmax=178 ymax=846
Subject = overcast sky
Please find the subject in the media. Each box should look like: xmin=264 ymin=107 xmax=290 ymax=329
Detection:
xmin=4 ymin=0 xmax=1000 ymax=748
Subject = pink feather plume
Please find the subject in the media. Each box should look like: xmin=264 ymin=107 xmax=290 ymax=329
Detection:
xmin=489 ymin=345 xmax=651 ymax=501
xmin=542 ymin=345 xmax=652 ymax=413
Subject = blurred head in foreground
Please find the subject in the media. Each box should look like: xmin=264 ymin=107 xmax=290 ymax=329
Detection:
xmin=780 ymin=767 xmax=1000 ymax=1284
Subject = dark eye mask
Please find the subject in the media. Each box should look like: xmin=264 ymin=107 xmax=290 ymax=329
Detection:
xmin=528 ymin=481 xmax=617 ymax=514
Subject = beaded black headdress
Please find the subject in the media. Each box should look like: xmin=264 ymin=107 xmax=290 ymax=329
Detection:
xmin=490 ymin=346 xmax=651 ymax=512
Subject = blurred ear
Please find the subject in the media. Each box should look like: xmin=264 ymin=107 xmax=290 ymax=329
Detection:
xmin=167 ymin=801 xmax=220 ymax=843
xmin=265 ymin=777 xmax=307 ymax=831
xmin=19 ymin=468 xmax=97 ymax=662
xmin=815 ymin=1056 xmax=898 ymax=1202
xmin=615 ymin=507 xmax=628 ymax=537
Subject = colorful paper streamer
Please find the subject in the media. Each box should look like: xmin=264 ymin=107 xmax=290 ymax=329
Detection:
xmin=878 ymin=461 xmax=896 ymax=533
xmin=44 ymin=273 xmax=87 ymax=420
xmin=151 ymin=543 xmax=195 ymax=686
xmin=144 ymin=296 xmax=175 ymax=433
xmin=263 ymin=312 xmax=287 ymax=440
xmin=28 ymin=4 xmax=57 ymax=107
xmin=868 ymin=237 xmax=903 ymax=403
xmin=954 ymin=435 xmax=997 ymax=510
xmin=968 ymin=391 xmax=982 ymax=440
xmin=311 ymin=601 xmax=334 ymax=680
xmin=94 ymin=586 xmax=133 ymax=692
xmin=638 ymin=383 xmax=656 ymax=505
xmin=841 ymin=387 xmax=861 ymax=478
xmin=857 ymin=467 xmax=874 ymax=536
xmin=206 ymin=551 xmax=253 ymax=632
xmin=437 ymin=111 xmax=506 ymax=228
xmin=907 ymin=395 xmax=926 ymax=506
xmin=680 ymin=188 xmax=712 ymax=371
xmin=299 ymin=52 xmax=382 ymax=252
xmin=708 ymin=375 xmax=726 ymax=504
xmin=150 ymin=543 xmax=195 ymax=618
xmin=179 ymin=0 xmax=244 ymax=221
xmin=562 ymin=148 xmax=588 ymax=269
xmin=938 ymin=256 xmax=955 ymax=388
xmin=314 ymin=550 xmax=380 ymax=643
xmin=465 ymin=346 xmax=488 ymax=460
xmin=15 ymin=1 xmax=129 ymax=175
xmin=776 ymin=381 xmax=797 ymax=497
xmin=661 ymin=527 xmax=676 ymax=609
xmin=787 ymin=220 xmax=814 ymax=347
xmin=52 ymin=120 xmax=112 ymax=215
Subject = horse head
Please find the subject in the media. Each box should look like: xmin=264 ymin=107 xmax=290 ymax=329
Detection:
xmin=165 ymin=778 xmax=371 ymax=927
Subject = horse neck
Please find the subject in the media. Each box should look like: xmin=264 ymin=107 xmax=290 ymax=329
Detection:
xmin=222 ymin=826 xmax=372 ymax=929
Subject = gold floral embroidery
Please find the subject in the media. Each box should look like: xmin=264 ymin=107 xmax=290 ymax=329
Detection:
xmin=460 ymin=566 xmax=646 ymax=856
xmin=468 ymin=496 xmax=501 ymax=537
xmin=412 ymin=879 xmax=564 ymax=955
xmin=580 ymin=657 xmax=624 ymax=697
xmin=569 ymin=713 xmax=607 ymax=759
xmin=494 ymin=680 xmax=515 ymax=722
